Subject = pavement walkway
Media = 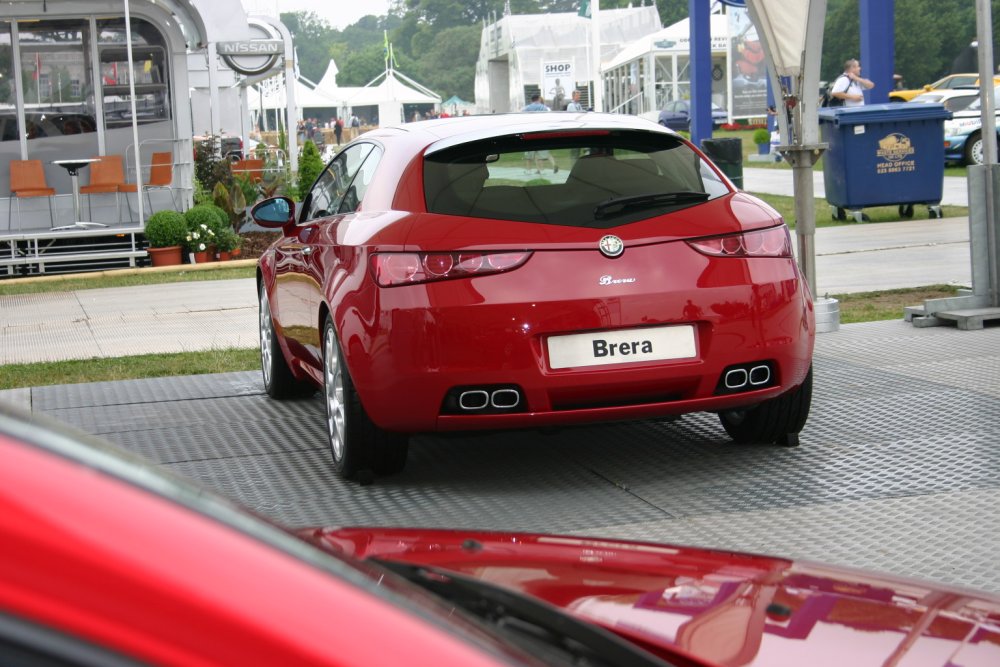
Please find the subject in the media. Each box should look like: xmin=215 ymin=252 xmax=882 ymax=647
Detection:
xmin=743 ymin=166 xmax=969 ymax=207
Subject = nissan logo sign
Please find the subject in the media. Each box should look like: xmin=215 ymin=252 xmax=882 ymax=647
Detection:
xmin=217 ymin=40 xmax=283 ymax=55
xmin=217 ymin=19 xmax=283 ymax=76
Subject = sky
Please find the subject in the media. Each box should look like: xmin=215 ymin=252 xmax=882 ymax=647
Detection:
xmin=251 ymin=0 xmax=394 ymax=31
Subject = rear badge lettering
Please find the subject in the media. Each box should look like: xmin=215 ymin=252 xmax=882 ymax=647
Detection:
xmin=593 ymin=339 xmax=654 ymax=357
xmin=599 ymin=275 xmax=636 ymax=285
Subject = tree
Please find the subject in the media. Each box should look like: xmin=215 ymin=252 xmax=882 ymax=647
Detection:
xmin=296 ymin=140 xmax=324 ymax=202
xmin=656 ymin=0 xmax=688 ymax=29
xmin=411 ymin=26 xmax=481 ymax=99
xmin=822 ymin=0 xmax=1000 ymax=87
xmin=279 ymin=11 xmax=337 ymax=83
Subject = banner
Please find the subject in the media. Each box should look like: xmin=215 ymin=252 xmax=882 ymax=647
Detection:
xmin=728 ymin=8 xmax=768 ymax=118
xmin=542 ymin=61 xmax=573 ymax=110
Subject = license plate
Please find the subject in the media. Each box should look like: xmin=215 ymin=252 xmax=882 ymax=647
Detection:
xmin=546 ymin=325 xmax=696 ymax=370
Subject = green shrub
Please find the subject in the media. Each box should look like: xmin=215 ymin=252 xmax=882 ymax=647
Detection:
xmin=214 ymin=228 xmax=242 ymax=252
xmin=192 ymin=176 xmax=212 ymax=206
xmin=185 ymin=205 xmax=222 ymax=233
xmin=205 ymin=204 xmax=231 ymax=232
xmin=183 ymin=206 xmax=222 ymax=251
xmin=144 ymin=210 xmax=187 ymax=248
xmin=193 ymin=136 xmax=232 ymax=196
xmin=752 ymin=128 xmax=772 ymax=145
xmin=233 ymin=173 xmax=260 ymax=208
xmin=297 ymin=140 xmax=324 ymax=201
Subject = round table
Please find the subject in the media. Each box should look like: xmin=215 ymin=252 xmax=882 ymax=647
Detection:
xmin=52 ymin=158 xmax=102 ymax=226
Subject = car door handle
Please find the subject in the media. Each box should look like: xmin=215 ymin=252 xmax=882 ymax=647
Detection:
xmin=277 ymin=243 xmax=311 ymax=254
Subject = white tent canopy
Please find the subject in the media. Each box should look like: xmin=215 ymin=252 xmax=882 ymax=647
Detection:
xmin=604 ymin=14 xmax=730 ymax=70
xmin=250 ymin=61 xmax=440 ymax=127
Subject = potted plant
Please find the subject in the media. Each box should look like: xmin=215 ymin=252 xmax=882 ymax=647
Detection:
xmin=184 ymin=223 xmax=216 ymax=263
xmin=144 ymin=210 xmax=187 ymax=267
xmin=184 ymin=206 xmax=221 ymax=263
xmin=752 ymin=128 xmax=772 ymax=155
xmin=213 ymin=228 xmax=241 ymax=261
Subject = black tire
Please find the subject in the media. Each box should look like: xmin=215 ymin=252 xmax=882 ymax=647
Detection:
xmin=259 ymin=284 xmax=314 ymax=399
xmin=719 ymin=366 xmax=813 ymax=445
xmin=322 ymin=317 xmax=408 ymax=479
xmin=964 ymin=131 xmax=983 ymax=166
xmin=834 ymin=207 xmax=847 ymax=221
xmin=898 ymin=204 xmax=914 ymax=218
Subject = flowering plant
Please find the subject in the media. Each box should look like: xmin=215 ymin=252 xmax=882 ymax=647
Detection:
xmin=184 ymin=223 xmax=216 ymax=252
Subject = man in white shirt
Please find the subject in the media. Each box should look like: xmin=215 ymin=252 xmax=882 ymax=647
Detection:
xmin=831 ymin=58 xmax=875 ymax=107
xmin=565 ymin=90 xmax=584 ymax=112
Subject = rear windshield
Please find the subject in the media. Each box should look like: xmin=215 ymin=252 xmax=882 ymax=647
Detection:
xmin=423 ymin=130 xmax=730 ymax=227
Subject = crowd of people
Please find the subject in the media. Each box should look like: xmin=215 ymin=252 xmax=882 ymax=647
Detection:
xmin=296 ymin=115 xmax=363 ymax=146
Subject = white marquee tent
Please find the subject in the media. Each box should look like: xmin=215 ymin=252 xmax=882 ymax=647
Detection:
xmin=250 ymin=61 xmax=440 ymax=127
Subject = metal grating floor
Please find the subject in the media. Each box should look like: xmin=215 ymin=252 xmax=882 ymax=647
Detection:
xmin=24 ymin=319 xmax=1000 ymax=594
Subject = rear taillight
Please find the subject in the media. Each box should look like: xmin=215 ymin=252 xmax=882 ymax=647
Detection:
xmin=686 ymin=226 xmax=791 ymax=258
xmin=371 ymin=251 xmax=532 ymax=287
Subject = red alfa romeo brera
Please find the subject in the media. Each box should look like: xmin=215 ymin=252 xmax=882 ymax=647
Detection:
xmin=254 ymin=113 xmax=815 ymax=479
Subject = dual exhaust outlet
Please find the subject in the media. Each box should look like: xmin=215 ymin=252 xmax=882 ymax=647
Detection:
xmin=458 ymin=388 xmax=521 ymax=411
xmin=442 ymin=385 xmax=525 ymax=414
xmin=724 ymin=364 xmax=772 ymax=390
xmin=715 ymin=362 xmax=774 ymax=395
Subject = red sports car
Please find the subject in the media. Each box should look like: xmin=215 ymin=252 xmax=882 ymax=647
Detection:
xmin=3 ymin=406 xmax=999 ymax=667
xmin=254 ymin=113 xmax=815 ymax=479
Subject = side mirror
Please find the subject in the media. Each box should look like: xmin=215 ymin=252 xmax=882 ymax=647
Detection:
xmin=252 ymin=196 xmax=296 ymax=228
xmin=923 ymin=85 xmax=932 ymax=91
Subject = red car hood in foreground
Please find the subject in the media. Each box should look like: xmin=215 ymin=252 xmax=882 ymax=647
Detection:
xmin=306 ymin=528 xmax=1000 ymax=667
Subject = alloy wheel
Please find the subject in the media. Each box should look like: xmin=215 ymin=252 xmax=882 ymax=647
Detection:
xmin=259 ymin=289 xmax=274 ymax=388
xmin=323 ymin=329 xmax=346 ymax=461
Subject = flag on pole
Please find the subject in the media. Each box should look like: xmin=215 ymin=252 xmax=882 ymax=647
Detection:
xmin=33 ymin=52 xmax=40 ymax=80
xmin=383 ymin=30 xmax=390 ymax=67
xmin=578 ymin=0 xmax=591 ymax=18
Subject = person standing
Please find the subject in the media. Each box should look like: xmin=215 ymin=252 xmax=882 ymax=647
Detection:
xmin=333 ymin=117 xmax=343 ymax=146
xmin=830 ymin=58 xmax=874 ymax=107
xmin=521 ymin=93 xmax=550 ymax=112
xmin=521 ymin=94 xmax=557 ymax=173
xmin=548 ymin=79 xmax=566 ymax=111
xmin=565 ymin=89 xmax=584 ymax=112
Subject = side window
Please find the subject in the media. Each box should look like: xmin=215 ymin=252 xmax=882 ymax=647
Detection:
xmin=302 ymin=143 xmax=374 ymax=221
xmin=338 ymin=145 xmax=383 ymax=214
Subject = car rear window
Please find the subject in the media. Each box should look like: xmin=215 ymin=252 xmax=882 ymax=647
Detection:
xmin=423 ymin=130 xmax=729 ymax=227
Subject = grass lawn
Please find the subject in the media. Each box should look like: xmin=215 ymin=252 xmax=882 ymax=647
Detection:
xmin=0 ymin=348 xmax=261 ymax=391
xmin=0 ymin=263 xmax=255 ymax=296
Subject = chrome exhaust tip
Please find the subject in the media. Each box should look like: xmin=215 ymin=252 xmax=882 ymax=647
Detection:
xmin=749 ymin=365 xmax=771 ymax=386
xmin=490 ymin=388 xmax=521 ymax=409
xmin=458 ymin=390 xmax=490 ymax=410
xmin=724 ymin=368 xmax=748 ymax=390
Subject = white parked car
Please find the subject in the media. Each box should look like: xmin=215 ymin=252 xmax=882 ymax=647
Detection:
xmin=910 ymin=87 xmax=979 ymax=112
xmin=943 ymin=85 xmax=1000 ymax=165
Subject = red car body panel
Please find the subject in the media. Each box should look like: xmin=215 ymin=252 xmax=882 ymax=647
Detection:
xmin=310 ymin=527 xmax=1000 ymax=667
xmin=257 ymin=114 xmax=814 ymax=435
xmin=0 ymin=433 xmax=515 ymax=667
